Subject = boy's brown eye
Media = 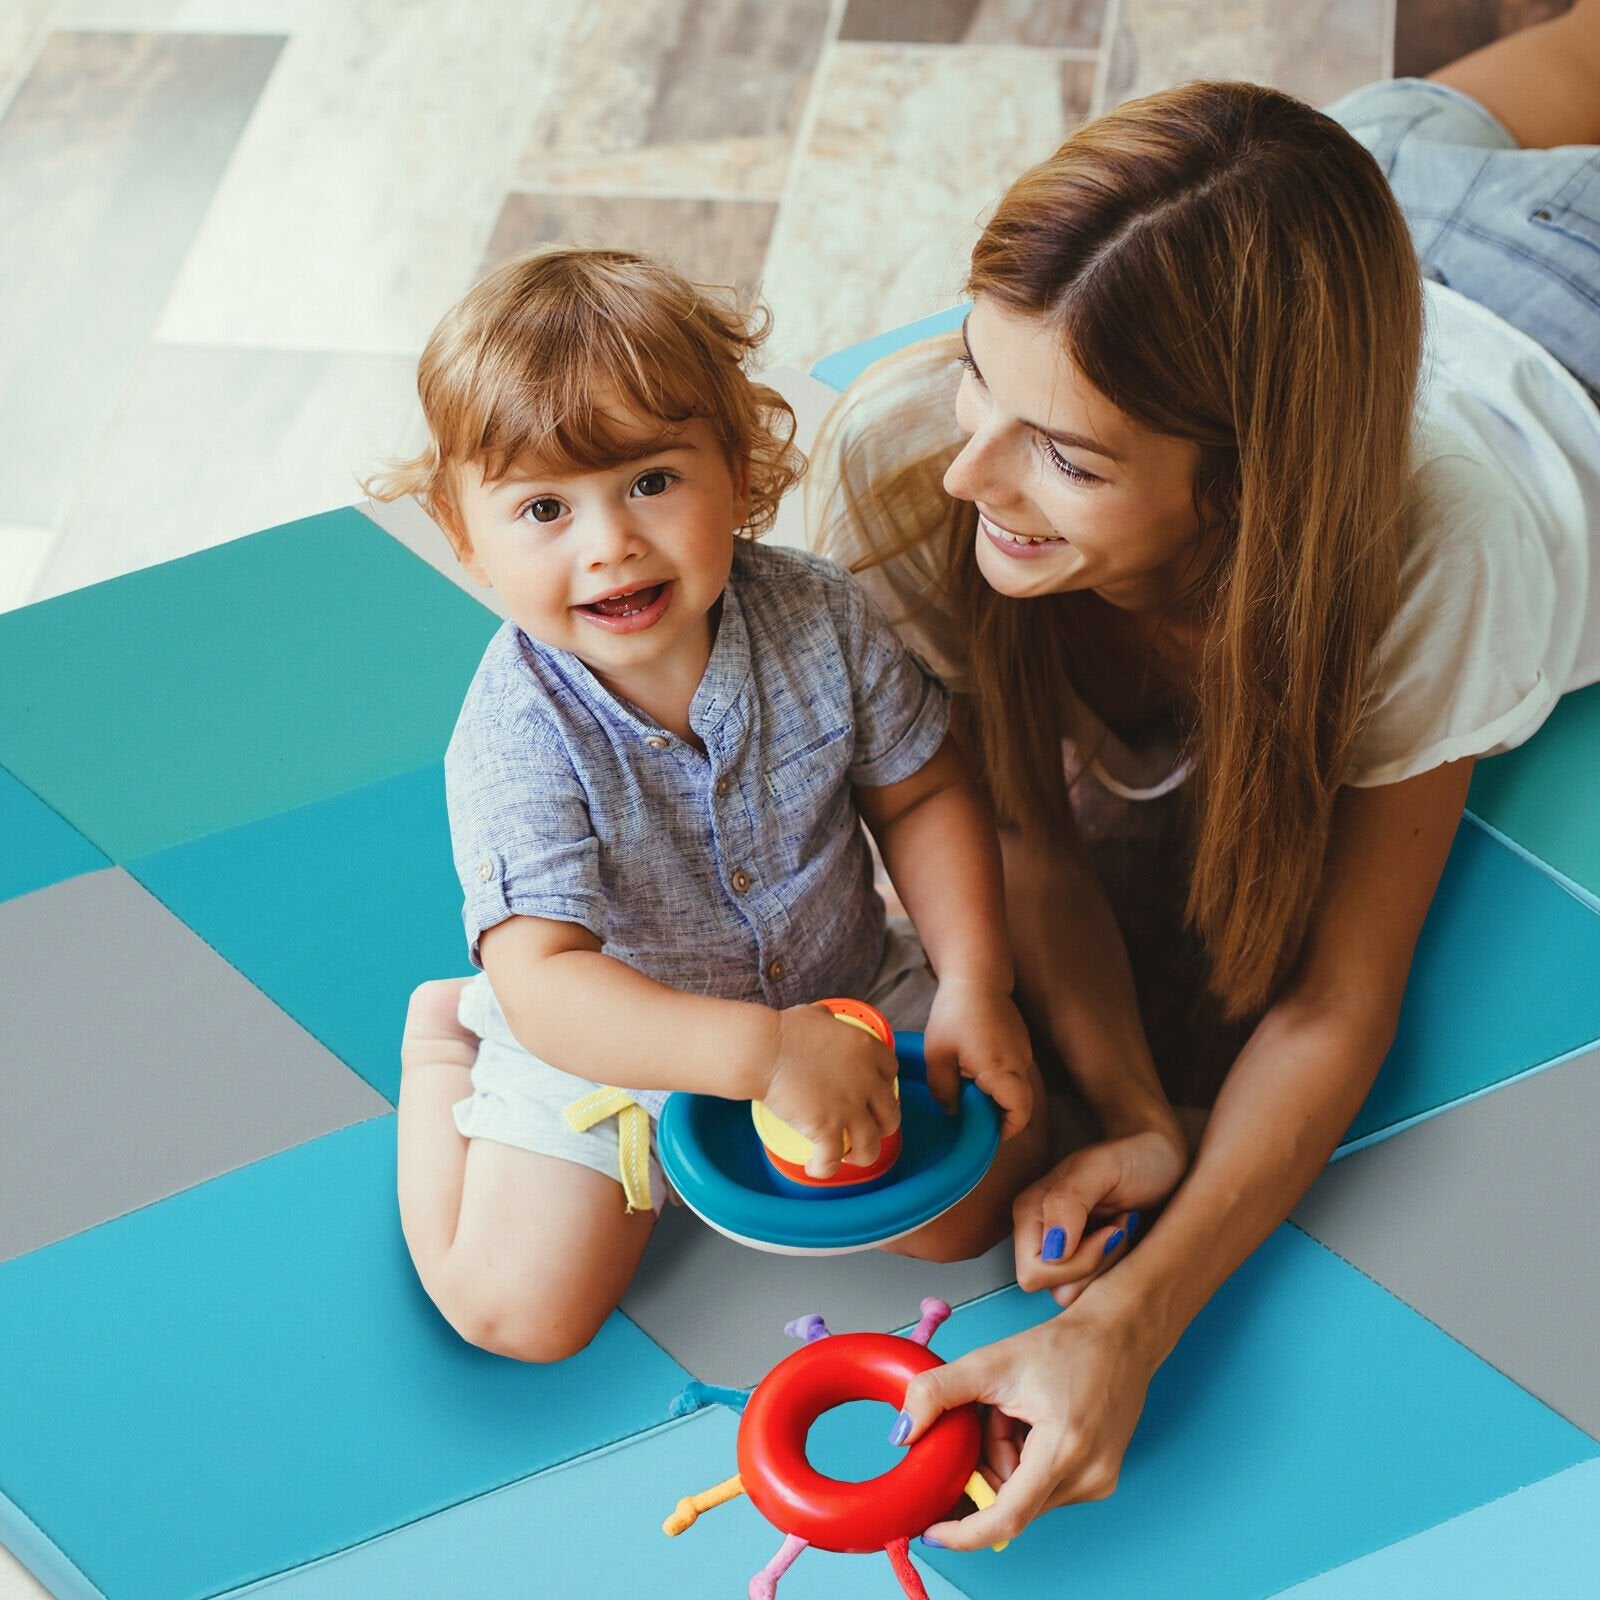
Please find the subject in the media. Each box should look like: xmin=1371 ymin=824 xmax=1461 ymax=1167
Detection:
xmin=633 ymin=470 xmax=671 ymax=497
xmin=526 ymin=497 xmax=564 ymax=523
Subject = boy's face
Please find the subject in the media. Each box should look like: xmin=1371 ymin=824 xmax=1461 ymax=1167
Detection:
xmin=450 ymin=408 xmax=750 ymax=709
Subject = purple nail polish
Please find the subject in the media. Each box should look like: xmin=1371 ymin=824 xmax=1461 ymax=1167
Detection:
xmin=920 ymin=1533 xmax=947 ymax=1549
xmin=1041 ymin=1225 xmax=1066 ymax=1262
xmin=1102 ymin=1228 xmax=1126 ymax=1256
xmin=888 ymin=1410 xmax=912 ymax=1446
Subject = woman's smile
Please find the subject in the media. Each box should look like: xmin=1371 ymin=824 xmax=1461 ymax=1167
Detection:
xmin=978 ymin=508 xmax=1071 ymax=555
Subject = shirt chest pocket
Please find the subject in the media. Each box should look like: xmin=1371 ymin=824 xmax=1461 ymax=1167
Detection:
xmin=763 ymin=723 xmax=853 ymax=807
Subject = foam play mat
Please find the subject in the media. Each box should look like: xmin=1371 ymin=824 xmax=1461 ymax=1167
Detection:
xmin=2 ymin=342 xmax=1598 ymax=1597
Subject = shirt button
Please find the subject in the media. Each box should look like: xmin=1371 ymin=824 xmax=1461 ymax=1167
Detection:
xmin=714 ymin=776 xmax=730 ymax=798
xmin=644 ymin=734 xmax=669 ymax=750
xmin=731 ymin=869 xmax=751 ymax=894
xmin=767 ymin=958 xmax=786 ymax=981
xmin=475 ymin=859 xmax=493 ymax=883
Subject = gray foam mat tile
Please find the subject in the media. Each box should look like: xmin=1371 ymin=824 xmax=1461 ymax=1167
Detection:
xmin=1293 ymin=1044 xmax=1600 ymax=1439
xmin=621 ymin=1201 xmax=1019 ymax=1388
xmin=0 ymin=868 xmax=391 ymax=1263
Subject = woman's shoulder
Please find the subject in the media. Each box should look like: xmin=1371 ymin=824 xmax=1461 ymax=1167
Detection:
xmin=801 ymin=331 xmax=975 ymax=687
xmin=805 ymin=331 xmax=968 ymax=538
xmin=1347 ymin=420 xmax=1564 ymax=785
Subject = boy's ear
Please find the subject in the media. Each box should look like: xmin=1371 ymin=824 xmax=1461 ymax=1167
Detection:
xmin=433 ymin=497 xmax=491 ymax=588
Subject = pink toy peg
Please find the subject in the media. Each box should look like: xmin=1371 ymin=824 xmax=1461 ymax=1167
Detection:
xmin=907 ymin=1297 xmax=951 ymax=1348
xmin=749 ymin=1532 xmax=808 ymax=1599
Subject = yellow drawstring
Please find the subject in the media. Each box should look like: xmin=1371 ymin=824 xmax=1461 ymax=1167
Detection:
xmin=564 ymin=1086 xmax=653 ymax=1213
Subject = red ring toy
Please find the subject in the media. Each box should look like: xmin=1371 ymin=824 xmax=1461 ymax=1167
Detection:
xmin=735 ymin=1331 xmax=981 ymax=1553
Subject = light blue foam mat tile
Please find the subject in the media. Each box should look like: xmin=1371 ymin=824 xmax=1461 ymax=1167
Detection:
xmin=130 ymin=763 xmax=464 ymax=1103
xmin=1271 ymin=1457 xmax=1600 ymax=1599
xmin=810 ymin=303 xmax=970 ymax=391
xmin=0 ymin=509 xmax=497 ymax=861
xmin=899 ymin=1228 xmax=1597 ymax=1600
xmin=0 ymin=1115 xmax=690 ymax=1600
xmin=1337 ymin=814 xmax=1600 ymax=1152
xmin=215 ymin=1408 xmax=974 ymax=1600
xmin=0 ymin=762 xmax=108 ymax=904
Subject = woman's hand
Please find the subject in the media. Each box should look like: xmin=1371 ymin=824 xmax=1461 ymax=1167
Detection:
xmin=893 ymin=1276 xmax=1163 ymax=1548
xmin=1013 ymin=1127 xmax=1188 ymax=1306
xmin=922 ymin=977 xmax=1036 ymax=1138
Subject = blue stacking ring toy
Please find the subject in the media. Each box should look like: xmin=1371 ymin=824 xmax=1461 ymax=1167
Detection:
xmin=656 ymin=1032 xmax=1002 ymax=1255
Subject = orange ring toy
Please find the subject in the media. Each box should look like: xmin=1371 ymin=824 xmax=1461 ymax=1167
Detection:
xmin=735 ymin=1330 xmax=980 ymax=1553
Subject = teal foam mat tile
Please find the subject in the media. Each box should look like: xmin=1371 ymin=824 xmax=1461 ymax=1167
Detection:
xmin=130 ymin=764 xmax=465 ymax=1102
xmin=810 ymin=303 xmax=969 ymax=391
xmin=1338 ymin=815 xmax=1600 ymax=1150
xmin=0 ymin=762 xmax=108 ymax=905
xmin=0 ymin=868 xmax=388 ymax=1264
xmin=214 ymin=1409 xmax=973 ymax=1600
xmin=1468 ymin=680 xmax=1600 ymax=901
xmin=1272 ymin=1457 xmax=1600 ymax=1599
xmin=0 ymin=1116 xmax=690 ymax=1600
xmin=0 ymin=510 xmax=497 ymax=860
xmin=911 ymin=1228 xmax=1596 ymax=1600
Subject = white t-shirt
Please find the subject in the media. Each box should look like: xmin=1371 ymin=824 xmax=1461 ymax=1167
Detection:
xmin=1346 ymin=282 xmax=1600 ymax=785
xmin=806 ymin=286 xmax=1600 ymax=794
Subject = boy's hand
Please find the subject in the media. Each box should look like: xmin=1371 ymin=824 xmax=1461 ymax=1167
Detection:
xmin=759 ymin=1004 xmax=903 ymax=1179
xmin=923 ymin=979 xmax=1035 ymax=1139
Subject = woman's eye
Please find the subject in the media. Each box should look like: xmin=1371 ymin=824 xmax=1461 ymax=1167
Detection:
xmin=632 ymin=470 xmax=674 ymax=497
xmin=521 ymin=497 xmax=566 ymax=524
xmin=1041 ymin=436 xmax=1098 ymax=484
xmin=956 ymin=352 xmax=983 ymax=383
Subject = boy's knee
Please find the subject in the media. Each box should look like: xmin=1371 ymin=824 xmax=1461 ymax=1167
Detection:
xmin=437 ymin=1280 xmax=606 ymax=1365
xmin=891 ymin=1206 xmax=1010 ymax=1265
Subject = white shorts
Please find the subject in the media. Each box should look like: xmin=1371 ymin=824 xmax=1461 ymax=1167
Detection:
xmin=451 ymin=920 xmax=938 ymax=1210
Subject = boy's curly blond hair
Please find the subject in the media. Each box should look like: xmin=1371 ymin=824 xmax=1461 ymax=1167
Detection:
xmin=367 ymin=246 xmax=805 ymax=551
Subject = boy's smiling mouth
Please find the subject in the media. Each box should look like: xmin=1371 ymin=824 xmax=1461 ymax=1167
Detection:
xmin=575 ymin=580 xmax=672 ymax=633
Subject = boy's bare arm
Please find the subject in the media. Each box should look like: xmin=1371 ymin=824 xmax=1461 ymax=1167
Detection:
xmin=854 ymin=735 xmax=1014 ymax=995
xmin=478 ymin=916 xmax=899 ymax=1171
xmin=480 ymin=916 xmax=773 ymax=1097
xmin=856 ymin=735 xmax=1036 ymax=1136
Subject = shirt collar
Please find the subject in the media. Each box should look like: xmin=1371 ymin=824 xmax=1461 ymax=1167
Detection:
xmin=688 ymin=553 xmax=753 ymax=740
xmin=515 ymin=549 xmax=754 ymax=744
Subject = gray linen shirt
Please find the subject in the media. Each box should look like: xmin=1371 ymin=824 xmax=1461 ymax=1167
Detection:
xmin=444 ymin=539 xmax=951 ymax=1011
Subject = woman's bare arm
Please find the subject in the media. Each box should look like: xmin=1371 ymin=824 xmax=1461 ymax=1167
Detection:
xmin=897 ymin=755 xmax=1475 ymax=1546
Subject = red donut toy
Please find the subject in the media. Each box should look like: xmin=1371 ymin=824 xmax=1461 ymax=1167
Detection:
xmin=737 ymin=1331 xmax=977 ymax=1551
xmin=662 ymin=1298 xmax=1004 ymax=1599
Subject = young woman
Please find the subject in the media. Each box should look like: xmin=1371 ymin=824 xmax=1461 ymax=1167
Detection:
xmin=809 ymin=3 xmax=1600 ymax=1548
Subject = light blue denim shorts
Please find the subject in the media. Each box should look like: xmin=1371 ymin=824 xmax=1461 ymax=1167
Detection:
xmin=1325 ymin=77 xmax=1600 ymax=399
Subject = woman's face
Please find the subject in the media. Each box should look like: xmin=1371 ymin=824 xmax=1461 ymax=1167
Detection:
xmin=945 ymin=297 xmax=1207 ymax=612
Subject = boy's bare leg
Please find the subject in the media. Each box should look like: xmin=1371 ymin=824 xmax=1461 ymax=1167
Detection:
xmin=879 ymin=1061 xmax=1053 ymax=1263
xmin=1429 ymin=0 xmax=1600 ymax=147
xmin=396 ymin=979 xmax=479 ymax=1270
xmin=397 ymin=978 xmax=656 ymax=1361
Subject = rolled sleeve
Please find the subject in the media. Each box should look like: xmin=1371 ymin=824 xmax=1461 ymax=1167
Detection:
xmin=837 ymin=576 xmax=952 ymax=788
xmin=445 ymin=710 xmax=608 ymax=965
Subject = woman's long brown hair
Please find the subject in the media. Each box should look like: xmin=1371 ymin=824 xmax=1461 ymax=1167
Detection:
xmin=960 ymin=82 xmax=1423 ymax=1017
